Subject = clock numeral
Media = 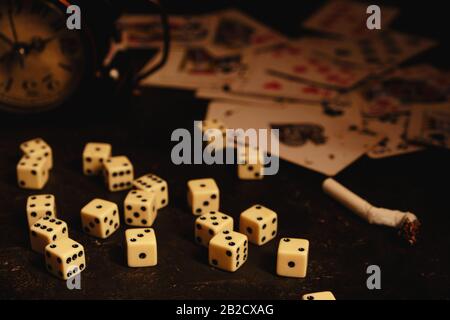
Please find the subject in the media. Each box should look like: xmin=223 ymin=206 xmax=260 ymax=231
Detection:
xmin=42 ymin=73 xmax=60 ymax=92
xmin=22 ymin=80 xmax=39 ymax=97
xmin=0 ymin=77 xmax=13 ymax=92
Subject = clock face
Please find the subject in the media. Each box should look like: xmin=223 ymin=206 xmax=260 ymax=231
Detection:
xmin=0 ymin=0 xmax=86 ymax=112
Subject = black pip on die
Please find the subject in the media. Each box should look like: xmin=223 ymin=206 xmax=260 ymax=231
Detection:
xmin=30 ymin=216 xmax=68 ymax=254
xmin=187 ymin=178 xmax=220 ymax=216
xmin=103 ymin=156 xmax=134 ymax=191
xmin=45 ymin=238 xmax=86 ymax=280
xmin=132 ymin=173 xmax=169 ymax=209
xmin=209 ymin=231 xmax=248 ymax=272
xmin=81 ymin=199 xmax=120 ymax=239
xmin=124 ymin=190 xmax=158 ymax=227
xmin=26 ymin=194 xmax=56 ymax=227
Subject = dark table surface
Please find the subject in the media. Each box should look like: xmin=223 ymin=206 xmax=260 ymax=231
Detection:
xmin=1 ymin=0 xmax=450 ymax=300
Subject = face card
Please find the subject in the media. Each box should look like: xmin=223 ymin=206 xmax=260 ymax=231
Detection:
xmin=407 ymin=103 xmax=450 ymax=149
xmin=206 ymin=101 xmax=380 ymax=176
xmin=140 ymin=47 xmax=246 ymax=89
xmin=303 ymin=0 xmax=399 ymax=39
xmin=212 ymin=9 xmax=287 ymax=53
xmin=355 ymin=65 xmax=450 ymax=119
xmin=117 ymin=14 xmax=218 ymax=48
xmin=366 ymin=115 xmax=423 ymax=159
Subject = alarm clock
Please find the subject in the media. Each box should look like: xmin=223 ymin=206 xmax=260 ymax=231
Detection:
xmin=0 ymin=0 xmax=169 ymax=113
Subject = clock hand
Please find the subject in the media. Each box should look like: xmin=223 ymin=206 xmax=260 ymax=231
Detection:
xmin=7 ymin=0 xmax=19 ymax=43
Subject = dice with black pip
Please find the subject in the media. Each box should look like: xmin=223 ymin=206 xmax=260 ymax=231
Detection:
xmin=82 ymin=142 xmax=112 ymax=175
xmin=81 ymin=199 xmax=120 ymax=239
xmin=187 ymin=178 xmax=220 ymax=216
xmin=26 ymin=194 xmax=57 ymax=227
xmin=103 ymin=156 xmax=134 ymax=192
xmin=132 ymin=173 xmax=169 ymax=209
xmin=30 ymin=216 xmax=68 ymax=254
xmin=45 ymin=238 xmax=86 ymax=280
xmin=209 ymin=231 xmax=248 ymax=272
xmin=194 ymin=211 xmax=233 ymax=247
xmin=124 ymin=190 xmax=158 ymax=227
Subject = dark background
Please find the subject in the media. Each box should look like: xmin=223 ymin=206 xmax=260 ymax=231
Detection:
xmin=0 ymin=0 xmax=449 ymax=299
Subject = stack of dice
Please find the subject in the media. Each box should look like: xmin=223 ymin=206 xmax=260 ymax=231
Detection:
xmin=81 ymin=142 xmax=170 ymax=268
xmin=188 ymin=178 xmax=310 ymax=277
xmin=27 ymin=194 xmax=86 ymax=280
xmin=17 ymin=138 xmax=53 ymax=190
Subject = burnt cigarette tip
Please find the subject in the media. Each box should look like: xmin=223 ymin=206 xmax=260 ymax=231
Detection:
xmin=399 ymin=218 xmax=421 ymax=246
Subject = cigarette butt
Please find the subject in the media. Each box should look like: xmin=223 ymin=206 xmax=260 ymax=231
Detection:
xmin=322 ymin=178 xmax=420 ymax=245
xmin=322 ymin=178 xmax=372 ymax=220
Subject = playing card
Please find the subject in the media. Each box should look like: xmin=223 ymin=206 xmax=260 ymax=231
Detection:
xmin=355 ymin=65 xmax=450 ymax=119
xmin=228 ymin=49 xmax=340 ymax=102
xmin=407 ymin=103 xmax=450 ymax=149
xmin=266 ymin=45 xmax=372 ymax=89
xmin=206 ymin=101 xmax=381 ymax=176
xmin=117 ymin=14 xmax=218 ymax=48
xmin=303 ymin=0 xmax=399 ymax=39
xmin=196 ymin=88 xmax=307 ymax=106
xmin=366 ymin=115 xmax=423 ymax=159
xmin=302 ymin=32 xmax=436 ymax=74
xmin=346 ymin=65 xmax=450 ymax=158
xmin=140 ymin=46 xmax=246 ymax=90
xmin=212 ymin=9 xmax=287 ymax=53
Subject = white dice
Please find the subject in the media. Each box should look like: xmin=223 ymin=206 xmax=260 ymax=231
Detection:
xmin=302 ymin=291 xmax=336 ymax=300
xmin=45 ymin=238 xmax=86 ymax=280
xmin=103 ymin=156 xmax=134 ymax=192
xmin=30 ymin=216 xmax=68 ymax=254
xmin=239 ymin=205 xmax=277 ymax=246
xmin=237 ymin=147 xmax=264 ymax=180
xmin=132 ymin=173 xmax=169 ymax=209
xmin=124 ymin=190 xmax=157 ymax=227
xmin=20 ymin=137 xmax=53 ymax=169
xmin=82 ymin=142 xmax=112 ymax=175
xmin=187 ymin=178 xmax=220 ymax=216
xmin=17 ymin=154 xmax=49 ymax=190
xmin=195 ymin=211 xmax=233 ymax=247
xmin=125 ymin=228 xmax=157 ymax=267
xmin=26 ymin=194 xmax=56 ymax=227
xmin=81 ymin=199 xmax=120 ymax=239
xmin=197 ymin=119 xmax=227 ymax=143
xmin=209 ymin=231 xmax=248 ymax=272
xmin=276 ymin=238 xmax=309 ymax=278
